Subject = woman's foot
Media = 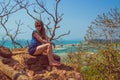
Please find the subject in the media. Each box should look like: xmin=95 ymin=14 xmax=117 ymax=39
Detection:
xmin=53 ymin=60 xmax=61 ymax=64
xmin=49 ymin=62 xmax=61 ymax=67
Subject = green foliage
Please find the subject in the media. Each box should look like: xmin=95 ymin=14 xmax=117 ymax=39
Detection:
xmin=63 ymin=7 xmax=120 ymax=80
xmin=63 ymin=45 xmax=120 ymax=80
xmin=84 ymin=8 xmax=120 ymax=45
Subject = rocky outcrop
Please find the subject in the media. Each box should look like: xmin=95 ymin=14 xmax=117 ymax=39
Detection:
xmin=0 ymin=46 xmax=83 ymax=80
xmin=0 ymin=46 xmax=13 ymax=58
xmin=0 ymin=56 xmax=28 ymax=80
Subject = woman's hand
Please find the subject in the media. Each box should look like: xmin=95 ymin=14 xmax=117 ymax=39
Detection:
xmin=42 ymin=36 xmax=56 ymax=48
xmin=46 ymin=41 xmax=55 ymax=48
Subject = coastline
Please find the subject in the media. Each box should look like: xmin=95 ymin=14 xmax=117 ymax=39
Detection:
xmin=0 ymin=39 xmax=82 ymax=48
xmin=0 ymin=39 xmax=98 ymax=57
xmin=0 ymin=39 xmax=82 ymax=55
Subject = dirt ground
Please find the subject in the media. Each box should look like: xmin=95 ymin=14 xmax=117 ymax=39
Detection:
xmin=0 ymin=71 xmax=11 ymax=80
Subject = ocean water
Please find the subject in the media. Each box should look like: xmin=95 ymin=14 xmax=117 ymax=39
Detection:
xmin=0 ymin=40 xmax=29 ymax=49
xmin=0 ymin=39 xmax=82 ymax=55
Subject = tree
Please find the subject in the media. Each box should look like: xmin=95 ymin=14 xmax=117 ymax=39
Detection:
xmin=82 ymin=8 xmax=120 ymax=80
xmin=0 ymin=0 xmax=24 ymax=48
xmin=0 ymin=0 xmax=70 ymax=48
xmin=84 ymin=8 xmax=120 ymax=46
xmin=15 ymin=0 xmax=70 ymax=41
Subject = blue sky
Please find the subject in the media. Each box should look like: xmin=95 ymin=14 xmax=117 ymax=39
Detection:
xmin=58 ymin=0 xmax=120 ymax=40
xmin=0 ymin=0 xmax=120 ymax=41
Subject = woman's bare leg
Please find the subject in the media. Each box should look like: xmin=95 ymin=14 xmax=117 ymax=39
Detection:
xmin=33 ymin=44 xmax=48 ymax=55
xmin=33 ymin=43 xmax=61 ymax=66
xmin=46 ymin=43 xmax=61 ymax=66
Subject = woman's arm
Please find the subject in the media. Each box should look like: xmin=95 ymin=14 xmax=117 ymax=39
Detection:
xmin=45 ymin=35 xmax=56 ymax=48
xmin=33 ymin=32 xmax=49 ymax=44
xmin=33 ymin=32 xmax=55 ymax=47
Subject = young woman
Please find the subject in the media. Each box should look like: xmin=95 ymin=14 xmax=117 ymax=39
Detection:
xmin=28 ymin=20 xmax=61 ymax=66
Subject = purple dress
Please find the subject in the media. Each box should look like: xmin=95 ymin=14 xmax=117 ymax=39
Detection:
xmin=28 ymin=30 xmax=42 ymax=55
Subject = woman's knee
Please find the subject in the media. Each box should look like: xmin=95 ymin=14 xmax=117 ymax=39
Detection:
xmin=46 ymin=43 xmax=52 ymax=47
xmin=46 ymin=43 xmax=52 ymax=51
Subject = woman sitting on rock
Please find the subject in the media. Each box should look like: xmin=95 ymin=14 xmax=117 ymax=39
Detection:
xmin=28 ymin=20 xmax=61 ymax=66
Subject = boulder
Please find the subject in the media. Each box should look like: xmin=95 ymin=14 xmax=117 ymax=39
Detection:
xmin=15 ymin=54 xmax=61 ymax=71
xmin=11 ymin=53 xmax=83 ymax=80
xmin=0 ymin=56 xmax=28 ymax=80
xmin=0 ymin=46 xmax=12 ymax=58
xmin=0 ymin=47 xmax=83 ymax=80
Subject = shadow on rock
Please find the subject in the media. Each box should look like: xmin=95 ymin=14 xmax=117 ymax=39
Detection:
xmin=24 ymin=54 xmax=61 ymax=72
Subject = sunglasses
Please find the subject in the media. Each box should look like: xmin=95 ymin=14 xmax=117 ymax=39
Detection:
xmin=36 ymin=24 xmax=42 ymax=27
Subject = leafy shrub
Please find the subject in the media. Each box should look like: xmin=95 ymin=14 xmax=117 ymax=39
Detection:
xmin=63 ymin=45 xmax=120 ymax=80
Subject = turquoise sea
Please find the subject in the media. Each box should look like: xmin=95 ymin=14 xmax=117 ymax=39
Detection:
xmin=0 ymin=39 xmax=82 ymax=55
xmin=1 ymin=39 xmax=119 ymax=55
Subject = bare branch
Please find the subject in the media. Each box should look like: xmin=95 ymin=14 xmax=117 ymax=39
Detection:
xmin=15 ymin=0 xmax=70 ymax=41
xmin=36 ymin=0 xmax=55 ymax=22
xmin=0 ymin=0 xmax=25 ymax=48
xmin=53 ymin=31 xmax=70 ymax=40
xmin=24 ymin=7 xmax=38 ymax=20
xmin=13 ymin=20 xmax=23 ymax=39
xmin=15 ymin=0 xmax=38 ymax=20
xmin=44 ymin=18 xmax=52 ymax=35
xmin=0 ymin=0 xmax=23 ymax=17
xmin=85 ymin=8 xmax=120 ymax=45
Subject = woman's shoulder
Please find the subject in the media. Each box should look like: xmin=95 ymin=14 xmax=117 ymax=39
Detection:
xmin=32 ymin=30 xmax=37 ymax=36
xmin=32 ymin=30 xmax=39 ymax=34
xmin=33 ymin=30 xmax=37 ymax=33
